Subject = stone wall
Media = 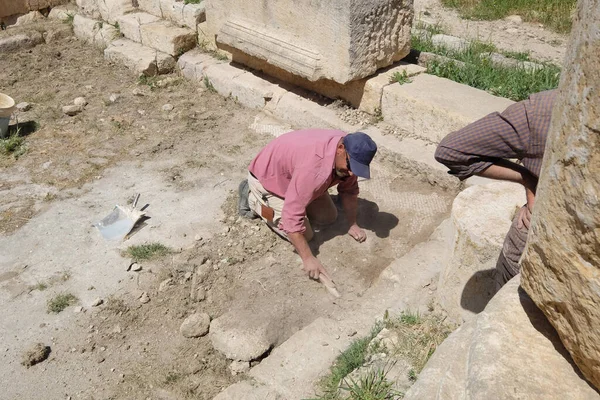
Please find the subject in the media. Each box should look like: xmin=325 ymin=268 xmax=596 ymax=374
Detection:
xmin=0 ymin=0 xmax=68 ymax=19
xmin=520 ymin=0 xmax=600 ymax=390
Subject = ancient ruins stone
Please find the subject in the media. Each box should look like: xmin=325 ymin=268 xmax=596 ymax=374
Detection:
xmin=405 ymin=277 xmax=600 ymax=400
xmin=437 ymin=182 xmax=524 ymax=323
xmin=209 ymin=311 xmax=277 ymax=361
xmin=117 ymin=12 xmax=161 ymax=43
xmin=47 ymin=5 xmax=76 ymax=21
xmin=104 ymin=39 xmax=176 ymax=76
xmin=213 ymin=380 xmax=283 ymax=400
xmin=21 ymin=343 xmax=50 ymax=367
xmin=205 ymin=0 xmax=413 ymax=84
xmin=98 ymin=0 xmax=135 ymax=25
xmin=180 ymin=312 xmax=210 ymax=338
xmin=0 ymin=0 xmax=67 ymax=19
xmin=139 ymin=20 xmax=196 ymax=56
xmin=76 ymin=0 xmax=101 ymax=19
xmin=521 ymin=0 xmax=600 ymax=390
xmin=229 ymin=360 xmax=250 ymax=376
xmin=15 ymin=11 xmax=45 ymax=25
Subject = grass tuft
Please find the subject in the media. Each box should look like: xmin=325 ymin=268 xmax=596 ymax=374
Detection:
xmin=184 ymin=0 xmax=203 ymax=4
xmin=441 ymin=0 xmax=576 ymax=33
xmin=390 ymin=70 xmax=412 ymax=85
xmin=0 ymin=132 xmax=27 ymax=159
xmin=125 ymin=243 xmax=172 ymax=261
xmin=340 ymin=367 xmax=402 ymax=400
xmin=47 ymin=293 xmax=78 ymax=313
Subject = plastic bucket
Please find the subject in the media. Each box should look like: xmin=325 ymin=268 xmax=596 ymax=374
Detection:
xmin=0 ymin=93 xmax=16 ymax=138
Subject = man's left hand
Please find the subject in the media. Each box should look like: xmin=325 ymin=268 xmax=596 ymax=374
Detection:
xmin=348 ymin=224 xmax=366 ymax=243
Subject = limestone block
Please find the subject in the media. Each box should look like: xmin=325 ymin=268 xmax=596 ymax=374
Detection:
xmin=358 ymin=62 xmax=426 ymax=114
xmin=205 ymin=0 xmax=413 ymax=84
xmin=521 ymin=0 xmax=600 ymax=389
xmin=213 ymin=381 xmax=283 ymax=400
xmin=270 ymin=92 xmax=349 ymax=131
xmin=381 ymin=73 xmax=514 ymax=143
xmin=209 ymin=310 xmax=277 ymax=361
xmin=0 ymin=31 xmax=44 ymax=53
xmin=0 ymin=0 xmax=28 ymax=19
xmin=139 ymin=20 xmax=196 ymax=56
xmin=93 ymin=23 xmax=119 ymax=49
xmin=48 ymin=5 xmax=77 ymax=21
xmin=98 ymin=0 xmax=135 ymax=24
xmin=405 ymin=277 xmax=600 ymax=400
xmin=437 ymin=182 xmax=524 ymax=323
xmin=136 ymin=0 xmax=162 ymax=18
xmin=229 ymin=72 xmax=287 ymax=110
xmin=159 ymin=0 xmax=184 ymax=25
xmin=117 ymin=12 xmax=160 ymax=43
xmin=15 ymin=11 xmax=45 ymax=25
xmin=183 ymin=3 xmax=204 ymax=29
xmin=104 ymin=38 xmax=176 ymax=76
xmin=73 ymin=14 xmax=101 ymax=42
xmin=203 ymin=63 xmax=247 ymax=97
xmin=176 ymin=49 xmax=223 ymax=81
xmin=75 ymin=0 xmax=101 ymax=20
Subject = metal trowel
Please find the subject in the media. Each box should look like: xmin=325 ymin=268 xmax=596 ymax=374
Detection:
xmin=94 ymin=194 xmax=146 ymax=241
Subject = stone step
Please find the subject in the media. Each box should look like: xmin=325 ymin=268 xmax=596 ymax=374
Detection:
xmin=104 ymin=38 xmax=176 ymax=76
xmin=117 ymin=13 xmax=196 ymax=57
xmin=381 ymin=73 xmax=515 ymax=143
xmin=137 ymin=0 xmax=205 ymax=31
xmin=73 ymin=13 xmax=119 ymax=49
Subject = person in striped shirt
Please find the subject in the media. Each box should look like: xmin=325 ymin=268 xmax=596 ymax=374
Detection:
xmin=435 ymin=89 xmax=557 ymax=289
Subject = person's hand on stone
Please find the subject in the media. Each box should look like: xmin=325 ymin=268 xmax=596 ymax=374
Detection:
xmin=302 ymin=256 xmax=331 ymax=280
xmin=517 ymin=205 xmax=532 ymax=230
xmin=348 ymin=223 xmax=366 ymax=243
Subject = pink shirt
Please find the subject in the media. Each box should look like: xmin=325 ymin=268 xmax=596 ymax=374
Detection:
xmin=249 ymin=129 xmax=359 ymax=234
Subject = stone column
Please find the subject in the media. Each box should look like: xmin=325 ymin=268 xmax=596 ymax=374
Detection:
xmin=521 ymin=0 xmax=600 ymax=390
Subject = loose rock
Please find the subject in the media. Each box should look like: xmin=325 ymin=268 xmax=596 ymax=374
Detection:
xmin=158 ymin=278 xmax=174 ymax=292
xmin=91 ymin=298 xmax=103 ymax=307
xmin=21 ymin=343 xmax=50 ymax=367
xmin=16 ymin=102 xmax=31 ymax=112
xmin=62 ymin=105 xmax=82 ymax=116
xmin=162 ymin=104 xmax=174 ymax=112
xmin=139 ymin=292 xmax=150 ymax=303
xmin=229 ymin=360 xmax=250 ymax=376
xmin=132 ymin=264 xmax=142 ymax=272
xmin=109 ymin=94 xmax=119 ymax=103
xmin=73 ymin=97 xmax=88 ymax=107
xmin=180 ymin=313 xmax=211 ymax=338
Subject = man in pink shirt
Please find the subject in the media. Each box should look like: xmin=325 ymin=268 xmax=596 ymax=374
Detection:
xmin=238 ymin=129 xmax=377 ymax=282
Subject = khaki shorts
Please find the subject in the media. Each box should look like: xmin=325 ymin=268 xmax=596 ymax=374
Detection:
xmin=247 ymin=172 xmax=337 ymax=241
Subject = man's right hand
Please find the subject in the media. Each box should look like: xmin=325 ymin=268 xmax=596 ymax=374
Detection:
xmin=302 ymin=256 xmax=331 ymax=280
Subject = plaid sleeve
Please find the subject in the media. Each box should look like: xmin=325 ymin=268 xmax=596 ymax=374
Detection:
xmin=435 ymin=101 xmax=531 ymax=180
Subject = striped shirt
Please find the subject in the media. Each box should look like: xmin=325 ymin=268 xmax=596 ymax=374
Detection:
xmin=434 ymin=90 xmax=557 ymax=180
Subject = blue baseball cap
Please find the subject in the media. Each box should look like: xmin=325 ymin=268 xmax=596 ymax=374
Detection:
xmin=343 ymin=132 xmax=377 ymax=179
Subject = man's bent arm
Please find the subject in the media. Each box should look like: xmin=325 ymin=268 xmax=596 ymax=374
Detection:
xmin=477 ymin=162 xmax=537 ymax=209
xmin=288 ymin=232 xmax=331 ymax=280
xmin=340 ymin=193 xmax=358 ymax=226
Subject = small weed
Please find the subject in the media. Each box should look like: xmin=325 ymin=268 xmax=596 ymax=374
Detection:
xmin=373 ymin=107 xmax=383 ymax=123
xmin=47 ymin=293 xmax=78 ymax=313
xmin=0 ymin=132 xmax=27 ymax=159
xmin=184 ymin=0 xmax=203 ymax=4
xmin=390 ymin=70 xmax=412 ymax=85
xmin=32 ymin=282 xmax=48 ymax=291
xmin=340 ymin=367 xmax=402 ymax=400
xmin=408 ymin=368 xmax=417 ymax=382
xmin=104 ymin=296 xmax=129 ymax=315
xmin=204 ymin=77 xmax=216 ymax=93
xmin=125 ymin=243 xmax=173 ymax=261
xmin=64 ymin=12 xmax=75 ymax=26
xmin=138 ymin=74 xmax=159 ymax=90
xmin=501 ymin=50 xmax=531 ymax=62
xmin=399 ymin=311 xmax=421 ymax=325
xmin=164 ymin=371 xmax=182 ymax=384
xmin=414 ymin=20 xmax=445 ymax=35
xmin=61 ymin=270 xmax=71 ymax=282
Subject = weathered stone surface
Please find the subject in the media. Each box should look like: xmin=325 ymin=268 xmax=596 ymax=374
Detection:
xmin=381 ymin=73 xmax=514 ymax=143
xmin=437 ymin=182 xmax=524 ymax=323
xmin=139 ymin=20 xmax=196 ymax=56
xmin=521 ymin=0 xmax=600 ymax=390
xmin=177 ymin=49 xmax=223 ymax=81
xmin=209 ymin=310 xmax=277 ymax=361
xmin=405 ymin=277 xmax=600 ymax=400
xmin=0 ymin=0 xmax=67 ymax=18
xmin=180 ymin=312 xmax=210 ymax=338
xmin=213 ymin=381 xmax=282 ymax=400
xmin=47 ymin=5 xmax=77 ymax=21
xmin=98 ymin=0 xmax=135 ymax=25
xmin=203 ymin=63 xmax=247 ymax=96
xmin=431 ymin=34 xmax=469 ymax=51
xmin=136 ymin=0 xmax=162 ymax=18
xmin=15 ymin=11 xmax=45 ymax=25
xmin=205 ymin=0 xmax=413 ymax=84
xmin=73 ymin=14 xmax=101 ymax=42
xmin=104 ymin=38 xmax=176 ymax=76
xmin=117 ymin=12 xmax=160 ymax=43
xmin=75 ymin=0 xmax=101 ymax=19
xmin=0 ymin=31 xmax=44 ymax=53
xmin=229 ymin=71 xmax=287 ymax=110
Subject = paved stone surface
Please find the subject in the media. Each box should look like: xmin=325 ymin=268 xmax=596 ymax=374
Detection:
xmin=381 ymin=73 xmax=514 ymax=143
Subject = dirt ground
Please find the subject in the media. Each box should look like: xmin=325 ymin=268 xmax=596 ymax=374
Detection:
xmin=0 ymin=4 xmax=568 ymax=399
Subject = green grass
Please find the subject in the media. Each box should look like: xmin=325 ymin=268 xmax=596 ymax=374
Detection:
xmin=313 ymin=323 xmax=384 ymax=400
xmin=204 ymin=76 xmax=217 ymax=93
xmin=47 ymin=293 xmax=78 ymax=313
xmin=184 ymin=0 xmax=203 ymax=4
xmin=340 ymin=367 xmax=402 ymax=400
xmin=411 ymin=32 xmax=561 ymax=101
xmin=125 ymin=243 xmax=173 ymax=261
xmin=0 ymin=132 xmax=27 ymax=159
xmin=441 ymin=0 xmax=576 ymax=33
xmin=33 ymin=282 xmax=48 ymax=291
